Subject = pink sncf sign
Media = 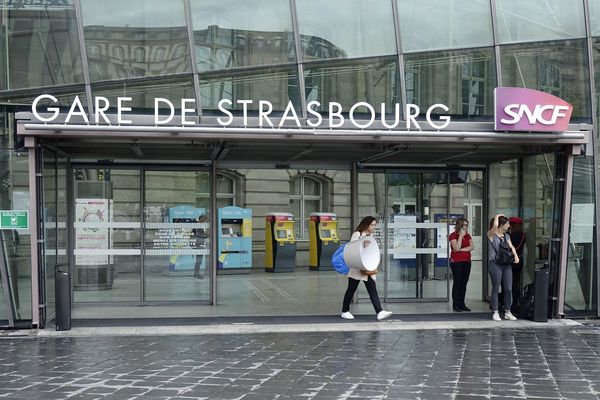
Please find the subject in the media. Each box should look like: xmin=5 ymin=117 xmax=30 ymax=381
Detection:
xmin=494 ymin=87 xmax=573 ymax=132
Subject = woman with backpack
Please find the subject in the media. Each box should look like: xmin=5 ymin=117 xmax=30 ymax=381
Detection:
xmin=340 ymin=216 xmax=393 ymax=321
xmin=487 ymin=214 xmax=520 ymax=321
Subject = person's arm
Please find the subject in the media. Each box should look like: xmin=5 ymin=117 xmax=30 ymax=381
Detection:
xmin=507 ymin=236 xmax=520 ymax=264
xmin=461 ymin=238 xmax=474 ymax=252
xmin=360 ymin=269 xmax=377 ymax=276
xmin=450 ymin=238 xmax=460 ymax=252
xmin=487 ymin=214 xmax=503 ymax=239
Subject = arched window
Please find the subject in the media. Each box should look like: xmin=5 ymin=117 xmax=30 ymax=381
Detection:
xmin=195 ymin=173 xmax=241 ymax=210
xmin=216 ymin=174 xmax=235 ymax=208
xmin=289 ymin=176 xmax=322 ymax=239
xmin=112 ymin=46 xmax=125 ymax=60
xmin=134 ymin=47 xmax=146 ymax=63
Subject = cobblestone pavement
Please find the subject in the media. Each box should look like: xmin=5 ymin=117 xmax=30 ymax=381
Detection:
xmin=1 ymin=325 xmax=600 ymax=399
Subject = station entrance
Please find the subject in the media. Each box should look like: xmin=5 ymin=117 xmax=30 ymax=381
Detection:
xmin=33 ymin=148 xmax=572 ymax=324
xmin=13 ymin=114 xmax=588 ymax=326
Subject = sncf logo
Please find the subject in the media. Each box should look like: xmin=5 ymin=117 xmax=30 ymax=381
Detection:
xmin=494 ymin=87 xmax=573 ymax=132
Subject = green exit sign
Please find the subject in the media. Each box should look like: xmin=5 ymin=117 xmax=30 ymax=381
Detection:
xmin=0 ymin=210 xmax=29 ymax=230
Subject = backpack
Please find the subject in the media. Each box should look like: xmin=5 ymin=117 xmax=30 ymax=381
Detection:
xmin=516 ymin=284 xmax=534 ymax=320
xmin=331 ymin=243 xmax=349 ymax=275
xmin=491 ymin=234 xmax=515 ymax=265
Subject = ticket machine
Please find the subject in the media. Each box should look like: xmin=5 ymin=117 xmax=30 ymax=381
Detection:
xmin=265 ymin=212 xmax=296 ymax=272
xmin=167 ymin=205 xmax=206 ymax=271
xmin=309 ymin=212 xmax=340 ymax=271
xmin=218 ymin=206 xmax=252 ymax=274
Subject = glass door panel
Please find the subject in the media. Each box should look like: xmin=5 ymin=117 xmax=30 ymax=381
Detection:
xmin=387 ymin=173 xmax=419 ymax=299
xmin=143 ymin=170 xmax=210 ymax=302
xmin=73 ymin=168 xmax=141 ymax=302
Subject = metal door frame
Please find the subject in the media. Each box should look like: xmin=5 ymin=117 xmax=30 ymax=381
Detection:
xmin=68 ymin=162 xmax=214 ymax=306
xmin=357 ymin=166 xmax=486 ymax=303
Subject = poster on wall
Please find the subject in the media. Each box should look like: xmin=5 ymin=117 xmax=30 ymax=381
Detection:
xmin=75 ymin=198 xmax=110 ymax=265
xmin=570 ymin=203 xmax=594 ymax=244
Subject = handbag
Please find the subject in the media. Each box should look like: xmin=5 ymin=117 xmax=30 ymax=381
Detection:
xmin=331 ymin=243 xmax=349 ymax=275
xmin=490 ymin=233 xmax=515 ymax=265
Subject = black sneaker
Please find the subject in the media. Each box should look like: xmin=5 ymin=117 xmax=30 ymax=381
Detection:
xmin=460 ymin=305 xmax=471 ymax=312
xmin=453 ymin=306 xmax=463 ymax=312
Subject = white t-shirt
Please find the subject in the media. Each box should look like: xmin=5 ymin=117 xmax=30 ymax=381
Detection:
xmin=347 ymin=231 xmax=376 ymax=281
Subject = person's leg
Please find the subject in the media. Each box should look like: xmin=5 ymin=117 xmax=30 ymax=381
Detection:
xmin=460 ymin=262 xmax=471 ymax=308
xmin=489 ymin=262 xmax=502 ymax=311
xmin=450 ymin=262 xmax=461 ymax=309
xmin=193 ymin=254 xmax=201 ymax=278
xmin=342 ymin=278 xmax=360 ymax=313
xmin=502 ymin=265 xmax=513 ymax=311
xmin=363 ymin=276 xmax=383 ymax=314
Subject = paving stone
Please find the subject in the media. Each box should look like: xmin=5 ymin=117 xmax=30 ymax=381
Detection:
xmin=1 ymin=325 xmax=600 ymax=399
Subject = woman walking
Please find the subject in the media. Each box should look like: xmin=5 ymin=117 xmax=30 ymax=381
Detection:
xmin=488 ymin=214 xmax=520 ymax=321
xmin=449 ymin=218 xmax=473 ymax=312
xmin=341 ymin=216 xmax=392 ymax=321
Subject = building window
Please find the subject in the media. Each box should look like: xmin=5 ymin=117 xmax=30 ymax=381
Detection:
xmin=461 ymin=58 xmax=486 ymax=115
xmin=195 ymin=173 xmax=240 ymax=210
xmin=540 ymin=62 xmax=561 ymax=97
xmin=134 ymin=47 xmax=146 ymax=63
xmin=216 ymin=174 xmax=235 ymax=208
xmin=405 ymin=66 xmax=420 ymax=104
xmin=112 ymin=46 xmax=125 ymax=60
xmin=289 ymin=176 xmax=322 ymax=239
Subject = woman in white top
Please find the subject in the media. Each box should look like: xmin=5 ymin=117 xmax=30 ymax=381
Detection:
xmin=341 ymin=216 xmax=393 ymax=321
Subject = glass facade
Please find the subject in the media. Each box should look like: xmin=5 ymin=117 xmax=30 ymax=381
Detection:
xmin=0 ymin=0 xmax=598 ymax=323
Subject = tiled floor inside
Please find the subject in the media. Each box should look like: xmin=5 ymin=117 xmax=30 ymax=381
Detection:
xmin=72 ymin=263 xmax=491 ymax=320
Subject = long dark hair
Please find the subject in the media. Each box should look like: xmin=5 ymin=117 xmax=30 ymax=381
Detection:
xmin=355 ymin=216 xmax=376 ymax=233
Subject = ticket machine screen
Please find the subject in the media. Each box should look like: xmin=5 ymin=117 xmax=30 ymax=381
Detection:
xmin=222 ymin=227 xmax=233 ymax=237
xmin=320 ymin=230 xmax=331 ymax=238
xmin=277 ymin=230 xmax=287 ymax=239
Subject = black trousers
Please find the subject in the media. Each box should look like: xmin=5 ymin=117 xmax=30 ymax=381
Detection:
xmin=450 ymin=261 xmax=471 ymax=308
xmin=342 ymin=276 xmax=382 ymax=314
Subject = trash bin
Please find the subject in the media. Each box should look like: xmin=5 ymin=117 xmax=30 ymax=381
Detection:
xmin=533 ymin=264 xmax=550 ymax=322
xmin=55 ymin=265 xmax=71 ymax=331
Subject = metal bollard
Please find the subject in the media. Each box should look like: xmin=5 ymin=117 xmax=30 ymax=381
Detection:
xmin=55 ymin=265 xmax=71 ymax=331
xmin=533 ymin=264 xmax=550 ymax=322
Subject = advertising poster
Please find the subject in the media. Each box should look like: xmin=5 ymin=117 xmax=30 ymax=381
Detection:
xmin=393 ymin=215 xmax=417 ymax=259
xmin=75 ymin=199 xmax=110 ymax=265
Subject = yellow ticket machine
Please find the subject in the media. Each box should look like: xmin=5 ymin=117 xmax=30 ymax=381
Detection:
xmin=309 ymin=212 xmax=340 ymax=271
xmin=265 ymin=212 xmax=295 ymax=272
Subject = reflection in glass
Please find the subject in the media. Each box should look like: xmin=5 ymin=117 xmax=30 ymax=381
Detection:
xmin=590 ymin=0 xmax=600 ymax=37
xmin=296 ymin=0 xmax=396 ymax=61
xmin=495 ymin=0 xmax=585 ymax=44
xmin=397 ymin=0 xmax=493 ymax=52
xmin=304 ymin=58 xmax=398 ymax=115
xmin=81 ymin=0 xmax=191 ymax=81
xmin=500 ymin=40 xmax=591 ymax=120
xmin=0 ymin=87 xmax=87 ymax=107
xmin=0 ymin=149 xmax=31 ymax=322
xmin=190 ymin=0 xmax=295 ymax=72
xmin=1 ymin=0 xmax=83 ymax=89
xmin=404 ymin=48 xmax=496 ymax=118
xmin=565 ymin=158 xmax=597 ymax=315
xmin=200 ymin=67 xmax=300 ymax=113
xmin=144 ymin=171 xmax=210 ymax=302
xmin=92 ymin=76 xmax=195 ymax=112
